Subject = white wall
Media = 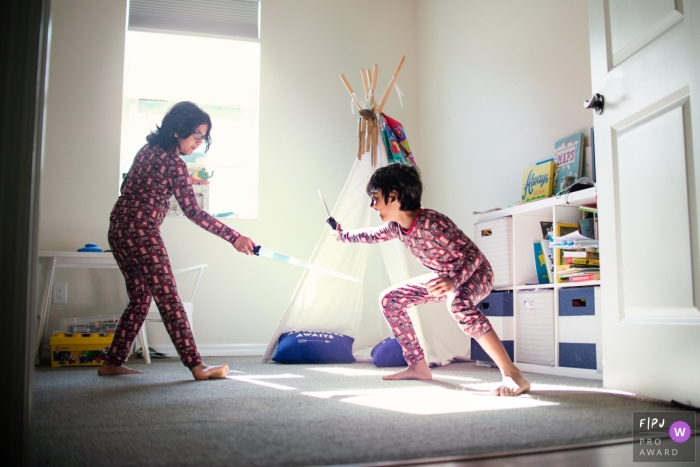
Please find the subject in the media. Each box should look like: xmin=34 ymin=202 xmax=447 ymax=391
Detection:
xmin=416 ymin=0 xmax=593 ymax=230
xmin=39 ymin=0 xmax=592 ymax=354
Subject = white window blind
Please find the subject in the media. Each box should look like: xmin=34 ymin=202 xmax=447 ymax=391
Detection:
xmin=129 ymin=0 xmax=259 ymax=39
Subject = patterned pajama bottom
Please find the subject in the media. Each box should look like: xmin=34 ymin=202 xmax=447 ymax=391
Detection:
xmin=106 ymin=225 xmax=201 ymax=369
xmin=379 ymin=264 xmax=494 ymax=365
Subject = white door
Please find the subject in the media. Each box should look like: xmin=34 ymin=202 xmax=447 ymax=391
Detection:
xmin=589 ymin=0 xmax=700 ymax=405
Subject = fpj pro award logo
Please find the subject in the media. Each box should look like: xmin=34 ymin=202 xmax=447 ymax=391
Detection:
xmin=634 ymin=411 xmax=695 ymax=463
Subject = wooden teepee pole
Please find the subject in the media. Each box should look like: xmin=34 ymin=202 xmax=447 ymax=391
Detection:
xmin=340 ymin=74 xmax=363 ymax=111
xmin=378 ymin=55 xmax=405 ymax=114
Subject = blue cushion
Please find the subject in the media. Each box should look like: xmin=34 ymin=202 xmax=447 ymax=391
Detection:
xmin=272 ymin=331 xmax=355 ymax=364
xmin=371 ymin=337 xmax=406 ymax=367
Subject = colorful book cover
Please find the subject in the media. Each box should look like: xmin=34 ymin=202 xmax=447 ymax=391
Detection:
xmin=533 ymin=242 xmax=549 ymax=284
xmin=565 ymin=257 xmax=600 ymax=266
xmin=540 ymin=239 xmax=554 ymax=284
xmin=521 ymin=160 xmax=555 ymax=202
xmin=569 ymin=272 xmax=600 ymax=282
xmin=554 ymin=132 xmax=584 ymax=193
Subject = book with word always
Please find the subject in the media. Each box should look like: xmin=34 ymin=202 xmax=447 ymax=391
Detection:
xmin=554 ymin=132 xmax=584 ymax=193
xmin=521 ymin=160 xmax=556 ymax=203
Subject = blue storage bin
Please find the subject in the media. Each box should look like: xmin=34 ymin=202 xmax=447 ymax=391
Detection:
xmin=558 ymin=286 xmax=596 ymax=316
xmin=471 ymin=339 xmax=514 ymax=363
xmin=559 ymin=342 xmax=597 ymax=369
xmin=478 ymin=291 xmax=513 ymax=317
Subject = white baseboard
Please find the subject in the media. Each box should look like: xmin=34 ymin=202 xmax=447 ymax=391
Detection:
xmin=42 ymin=343 xmax=267 ymax=361
xmin=150 ymin=343 xmax=267 ymax=357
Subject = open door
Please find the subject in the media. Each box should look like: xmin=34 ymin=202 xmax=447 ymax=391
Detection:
xmin=589 ymin=0 xmax=700 ymax=405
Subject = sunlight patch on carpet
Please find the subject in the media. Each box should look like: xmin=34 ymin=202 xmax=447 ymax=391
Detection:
xmin=303 ymin=386 xmax=557 ymax=414
xmin=227 ymin=373 xmax=304 ymax=390
xmin=307 ymin=367 xmax=393 ymax=376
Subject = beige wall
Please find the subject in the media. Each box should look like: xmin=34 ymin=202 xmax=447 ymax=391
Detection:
xmin=39 ymin=0 xmax=591 ymax=353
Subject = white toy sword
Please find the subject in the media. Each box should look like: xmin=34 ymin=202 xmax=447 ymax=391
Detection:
xmin=253 ymin=245 xmax=359 ymax=283
xmin=318 ymin=190 xmax=338 ymax=230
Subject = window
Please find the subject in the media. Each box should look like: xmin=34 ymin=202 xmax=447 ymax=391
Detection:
xmin=120 ymin=30 xmax=260 ymax=219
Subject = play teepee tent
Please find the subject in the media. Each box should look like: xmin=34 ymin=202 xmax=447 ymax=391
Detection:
xmin=262 ymin=57 xmax=472 ymax=365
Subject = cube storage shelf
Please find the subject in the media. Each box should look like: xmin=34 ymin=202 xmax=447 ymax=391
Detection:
xmin=474 ymin=187 xmax=602 ymax=379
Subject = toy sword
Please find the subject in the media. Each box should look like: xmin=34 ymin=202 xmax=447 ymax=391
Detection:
xmin=253 ymin=245 xmax=359 ymax=283
xmin=318 ymin=190 xmax=338 ymax=230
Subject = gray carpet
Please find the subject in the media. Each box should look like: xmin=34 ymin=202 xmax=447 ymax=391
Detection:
xmin=31 ymin=357 xmax=687 ymax=467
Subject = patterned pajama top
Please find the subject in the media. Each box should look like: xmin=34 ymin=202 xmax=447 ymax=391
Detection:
xmin=110 ymin=144 xmax=240 ymax=242
xmin=337 ymin=208 xmax=490 ymax=288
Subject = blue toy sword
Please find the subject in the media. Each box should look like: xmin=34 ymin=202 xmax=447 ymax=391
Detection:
xmin=253 ymin=245 xmax=359 ymax=283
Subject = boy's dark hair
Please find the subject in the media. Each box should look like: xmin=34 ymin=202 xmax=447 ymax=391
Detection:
xmin=147 ymin=101 xmax=213 ymax=152
xmin=367 ymin=163 xmax=422 ymax=211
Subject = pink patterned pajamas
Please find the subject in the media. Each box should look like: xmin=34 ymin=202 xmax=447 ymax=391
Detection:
xmin=107 ymin=145 xmax=241 ymax=368
xmin=338 ymin=209 xmax=494 ymax=365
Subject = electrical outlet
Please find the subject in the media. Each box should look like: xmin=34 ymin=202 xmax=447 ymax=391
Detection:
xmin=53 ymin=283 xmax=68 ymax=304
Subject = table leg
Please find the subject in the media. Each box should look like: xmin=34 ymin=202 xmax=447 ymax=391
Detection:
xmin=36 ymin=257 xmax=57 ymax=365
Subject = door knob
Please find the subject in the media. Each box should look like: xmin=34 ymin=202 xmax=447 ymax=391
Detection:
xmin=584 ymin=93 xmax=605 ymax=115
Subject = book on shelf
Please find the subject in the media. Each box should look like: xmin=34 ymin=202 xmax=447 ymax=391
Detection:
xmin=521 ymin=160 xmax=556 ymax=203
xmin=579 ymin=217 xmax=597 ymax=239
xmin=533 ymin=242 xmax=550 ymax=284
xmin=569 ymin=272 xmax=600 ymax=282
xmin=554 ymin=132 xmax=584 ymax=193
xmin=540 ymin=239 xmax=554 ymax=284
xmin=562 ymin=249 xmax=599 ymax=258
xmin=558 ymin=267 xmax=600 ymax=277
xmin=554 ymin=223 xmax=580 ymax=282
xmin=540 ymin=221 xmax=553 ymax=240
xmin=564 ymin=257 xmax=600 ymax=266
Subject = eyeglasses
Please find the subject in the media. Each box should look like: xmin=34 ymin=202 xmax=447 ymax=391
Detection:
xmin=193 ymin=130 xmax=206 ymax=141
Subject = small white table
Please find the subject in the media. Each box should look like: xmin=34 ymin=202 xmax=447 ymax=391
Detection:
xmin=36 ymin=251 xmax=120 ymax=363
xmin=37 ymin=251 xmax=206 ymax=365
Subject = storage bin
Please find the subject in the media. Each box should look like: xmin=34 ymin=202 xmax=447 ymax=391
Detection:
xmin=59 ymin=315 xmax=121 ymax=334
xmin=515 ymin=290 xmax=555 ymax=366
xmin=558 ymin=287 xmax=595 ymax=316
xmin=558 ymin=286 xmax=601 ymax=370
xmin=50 ymin=332 xmax=114 ymax=367
xmin=474 ymin=218 xmax=513 ymax=288
xmin=478 ymin=290 xmax=513 ymax=317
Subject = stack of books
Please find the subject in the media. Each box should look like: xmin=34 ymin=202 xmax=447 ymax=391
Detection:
xmin=557 ymin=248 xmax=600 ymax=282
xmin=551 ymin=229 xmax=600 ymax=283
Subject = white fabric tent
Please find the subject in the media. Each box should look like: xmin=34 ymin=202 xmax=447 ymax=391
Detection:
xmin=262 ymin=141 xmax=473 ymax=365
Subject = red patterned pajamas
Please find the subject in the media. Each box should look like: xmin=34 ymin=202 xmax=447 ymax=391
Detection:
xmin=338 ymin=209 xmax=494 ymax=365
xmin=107 ymin=145 xmax=241 ymax=368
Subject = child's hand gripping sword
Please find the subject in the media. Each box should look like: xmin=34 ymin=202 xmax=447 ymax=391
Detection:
xmin=318 ymin=190 xmax=338 ymax=230
xmin=252 ymin=245 xmax=359 ymax=283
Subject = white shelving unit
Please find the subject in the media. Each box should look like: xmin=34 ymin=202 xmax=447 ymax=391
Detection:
xmin=475 ymin=187 xmax=602 ymax=379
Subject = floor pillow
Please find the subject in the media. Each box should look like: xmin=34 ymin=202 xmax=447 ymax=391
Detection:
xmin=371 ymin=337 xmax=406 ymax=367
xmin=272 ymin=331 xmax=355 ymax=364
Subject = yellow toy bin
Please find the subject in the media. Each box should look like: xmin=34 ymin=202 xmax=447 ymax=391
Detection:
xmin=50 ymin=332 xmax=114 ymax=367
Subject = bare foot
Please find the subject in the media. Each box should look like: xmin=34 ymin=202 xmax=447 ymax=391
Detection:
xmin=491 ymin=368 xmax=530 ymax=396
xmin=97 ymin=363 xmax=143 ymax=376
xmin=382 ymin=359 xmax=432 ymax=381
xmin=191 ymin=363 xmax=230 ymax=381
